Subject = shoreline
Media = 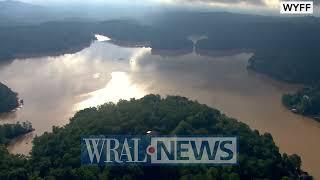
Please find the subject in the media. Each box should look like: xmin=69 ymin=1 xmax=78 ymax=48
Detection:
xmin=0 ymin=40 xmax=94 ymax=64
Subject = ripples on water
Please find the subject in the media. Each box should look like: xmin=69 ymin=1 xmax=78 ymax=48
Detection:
xmin=0 ymin=37 xmax=319 ymax=178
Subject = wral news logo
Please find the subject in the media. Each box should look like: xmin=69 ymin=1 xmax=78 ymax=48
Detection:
xmin=280 ymin=1 xmax=314 ymax=14
xmin=81 ymin=136 xmax=237 ymax=165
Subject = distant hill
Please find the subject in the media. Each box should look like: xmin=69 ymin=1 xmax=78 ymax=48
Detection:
xmin=0 ymin=0 xmax=162 ymax=26
xmin=0 ymin=0 xmax=50 ymax=25
xmin=1 ymin=11 xmax=320 ymax=85
xmin=0 ymin=0 xmax=36 ymax=9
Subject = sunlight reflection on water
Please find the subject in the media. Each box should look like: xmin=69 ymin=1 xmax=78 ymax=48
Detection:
xmin=94 ymin=34 xmax=111 ymax=42
xmin=75 ymin=71 xmax=146 ymax=110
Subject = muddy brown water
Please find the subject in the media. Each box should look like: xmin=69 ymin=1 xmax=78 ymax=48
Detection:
xmin=0 ymin=38 xmax=319 ymax=178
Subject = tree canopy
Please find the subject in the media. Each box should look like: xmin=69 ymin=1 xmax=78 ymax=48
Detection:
xmin=283 ymin=86 xmax=320 ymax=119
xmin=0 ymin=82 xmax=18 ymax=113
xmin=0 ymin=122 xmax=33 ymax=180
xmin=24 ymin=95 xmax=309 ymax=179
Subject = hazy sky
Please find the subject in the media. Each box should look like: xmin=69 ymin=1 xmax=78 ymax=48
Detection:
xmin=15 ymin=0 xmax=282 ymax=8
xmin=7 ymin=0 xmax=318 ymax=15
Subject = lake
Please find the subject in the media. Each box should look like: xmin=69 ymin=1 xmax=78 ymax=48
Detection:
xmin=0 ymin=36 xmax=319 ymax=178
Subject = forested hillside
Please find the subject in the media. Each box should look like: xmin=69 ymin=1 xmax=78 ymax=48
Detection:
xmin=0 ymin=83 xmax=18 ymax=113
xmin=0 ymin=122 xmax=33 ymax=178
xmin=1 ymin=12 xmax=320 ymax=64
xmin=283 ymin=86 xmax=320 ymax=119
xmin=0 ymin=122 xmax=33 ymax=145
xmin=24 ymin=95 xmax=309 ymax=179
xmin=0 ymin=22 xmax=95 ymax=62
